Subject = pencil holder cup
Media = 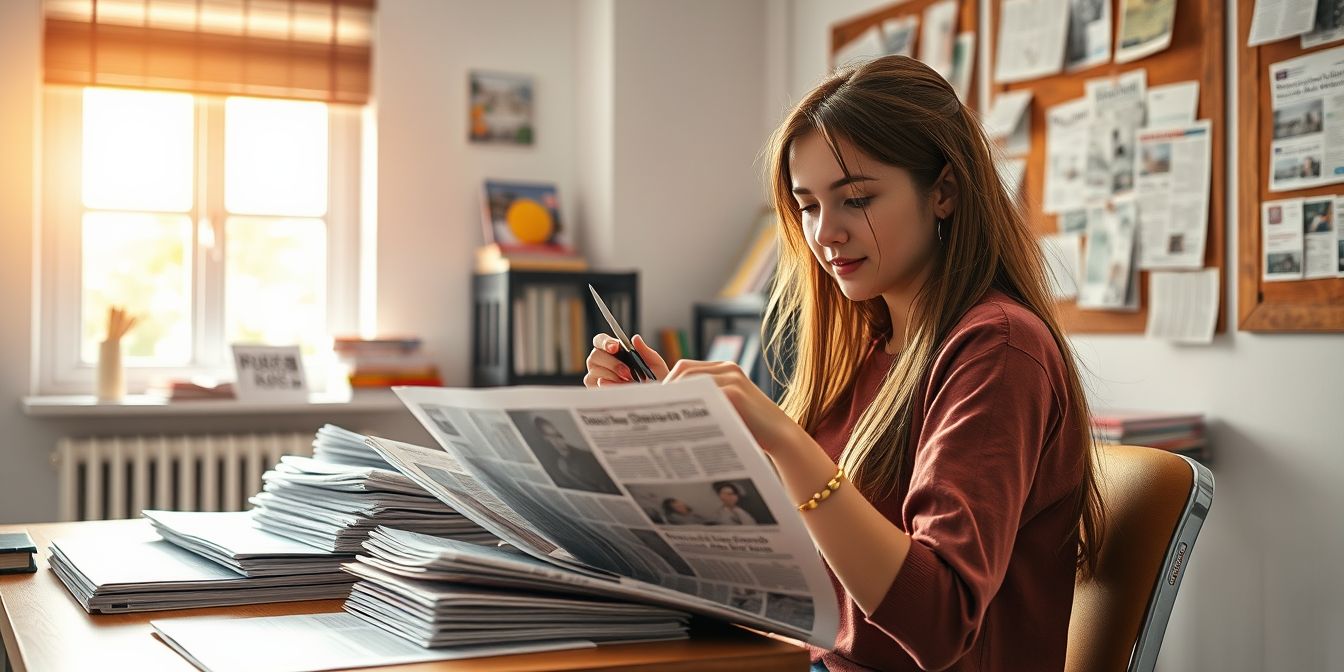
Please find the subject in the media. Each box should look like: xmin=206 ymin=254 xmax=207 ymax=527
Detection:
xmin=97 ymin=339 xmax=125 ymax=402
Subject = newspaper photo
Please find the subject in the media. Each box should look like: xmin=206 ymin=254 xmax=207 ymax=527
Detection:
xmin=1268 ymin=45 xmax=1344 ymax=192
xmin=1303 ymin=196 xmax=1338 ymax=278
xmin=1084 ymin=70 xmax=1146 ymax=201
xmin=1079 ymin=195 xmax=1138 ymax=309
xmin=881 ymin=15 xmax=918 ymax=58
xmin=1135 ymin=120 xmax=1212 ymax=270
xmin=374 ymin=378 xmax=839 ymax=648
xmin=994 ymin=0 xmax=1069 ymax=83
xmin=1302 ymin=0 xmax=1344 ymax=48
xmin=1115 ymin=0 xmax=1176 ymax=63
xmin=1263 ymin=198 xmax=1306 ymax=281
xmin=919 ymin=0 xmax=959 ymax=78
xmin=1064 ymin=0 xmax=1111 ymax=71
xmin=1043 ymin=97 xmax=1090 ymax=213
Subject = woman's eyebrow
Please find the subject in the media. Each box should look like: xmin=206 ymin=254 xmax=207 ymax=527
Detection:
xmin=791 ymin=175 xmax=876 ymax=195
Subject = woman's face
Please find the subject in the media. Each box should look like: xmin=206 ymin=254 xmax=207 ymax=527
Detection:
xmin=788 ymin=130 xmax=941 ymax=302
xmin=718 ymin=487 xmax=739 ymax=506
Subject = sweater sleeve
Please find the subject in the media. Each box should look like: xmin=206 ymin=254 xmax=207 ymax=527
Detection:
xmin=863 ymin=320 xmax=1057 ymax=671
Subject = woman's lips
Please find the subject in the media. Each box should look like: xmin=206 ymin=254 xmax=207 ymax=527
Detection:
xmin=830 ymin=257 xmax=866 ymax=276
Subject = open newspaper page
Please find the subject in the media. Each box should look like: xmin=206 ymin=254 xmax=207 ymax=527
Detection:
xmin=373 ymin=377 xmax=838 ymax=648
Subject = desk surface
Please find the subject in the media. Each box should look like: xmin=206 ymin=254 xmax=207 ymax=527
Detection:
xmin=0 ymin=520 xmax=807 ymax=672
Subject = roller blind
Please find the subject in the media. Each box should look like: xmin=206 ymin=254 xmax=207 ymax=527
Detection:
xmin=44 ymin=0 xmax=374 ymax=104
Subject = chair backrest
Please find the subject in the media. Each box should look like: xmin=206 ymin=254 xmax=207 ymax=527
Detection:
xmin=1065 ymin=444 xmax=1215 ymax=672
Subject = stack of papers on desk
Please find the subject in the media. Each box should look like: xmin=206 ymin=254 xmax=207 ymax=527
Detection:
xmin=47 ymin=521 xmax=352 ymax=613
xmin=143 ymin=509 xmax=351 ymax=577
xmin=343 ymin=527 xmax=690 ymax=648
xmin=249 ymin=456 xmax=496 ymax=553
xmin=310 ymin=423 xmax=393 ymax=470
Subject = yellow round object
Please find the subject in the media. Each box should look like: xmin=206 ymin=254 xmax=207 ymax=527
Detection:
xmin=505 ymin=199 xmax=554 ymax=244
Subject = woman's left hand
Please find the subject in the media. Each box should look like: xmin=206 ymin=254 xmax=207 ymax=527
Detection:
xmin=663 ymin=359 xmax=804 ymax=457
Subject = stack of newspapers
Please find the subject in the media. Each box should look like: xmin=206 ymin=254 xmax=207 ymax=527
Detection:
xmin=310 ymin=423 xmax=395 ymax=469
xmin=249 ymin=454 xmax=497 ymax=553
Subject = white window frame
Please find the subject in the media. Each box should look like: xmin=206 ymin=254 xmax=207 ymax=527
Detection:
xmin=38 ymin=85 xmax=364 ymax=395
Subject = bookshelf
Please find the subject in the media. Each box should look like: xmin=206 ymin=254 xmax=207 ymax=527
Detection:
xmin=692 ymin=295 xmax=787 ymax=401
xmin=472 ymin=270 xmax=639 ymax=387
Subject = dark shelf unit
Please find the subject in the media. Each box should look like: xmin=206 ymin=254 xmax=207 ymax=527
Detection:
xmin=692 ymin=294 xmax=787 ymax=401
xmin=473 ymin=270 xmax=639 ymax=387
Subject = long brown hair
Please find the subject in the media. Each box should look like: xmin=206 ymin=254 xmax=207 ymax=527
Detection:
xmin=762 ymin=55 xmax=1104 ymax=576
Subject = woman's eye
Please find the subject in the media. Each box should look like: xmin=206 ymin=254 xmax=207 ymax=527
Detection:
xmin=798 ymin=203 xmax=818 ymax=214
xmin=844 ymin=196 xmax=871 ymax=208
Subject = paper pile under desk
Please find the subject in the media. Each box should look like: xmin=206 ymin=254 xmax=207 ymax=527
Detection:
xmin=47 ymin=520 xmax=352 ymax=614
xmin=249 ymin=455 xmax=497 ymax=553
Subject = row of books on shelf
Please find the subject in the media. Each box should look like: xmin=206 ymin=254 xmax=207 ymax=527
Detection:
xmin=335 ymin=336 xmax=443 ymax=388
xmin=1090 ymin=410 xmax=1207 ymax=461
xmin=511 ymin=286 xmax=631 ymax=376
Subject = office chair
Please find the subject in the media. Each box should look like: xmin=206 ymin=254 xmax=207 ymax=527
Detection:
xmin=1065 ymin=444 xmax=1215 ymax=672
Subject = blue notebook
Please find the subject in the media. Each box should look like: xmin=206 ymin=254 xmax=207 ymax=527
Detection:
xmin=0 ymin=530 xmax=38 ymax=574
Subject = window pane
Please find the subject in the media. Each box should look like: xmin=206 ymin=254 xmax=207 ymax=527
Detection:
xmin=81 ymin=213 xmax=193 ymax=365
xmin=225 ymin=217 xmax=327 ymax=352
xmin=225 ymin=97 xmax=328 ymax=217
xmin=82 ymin=88 xmax=194 ymax=212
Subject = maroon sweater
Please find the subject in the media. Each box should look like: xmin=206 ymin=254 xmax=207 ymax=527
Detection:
xmin=808 ymin=289 xmax=1085 ymax=671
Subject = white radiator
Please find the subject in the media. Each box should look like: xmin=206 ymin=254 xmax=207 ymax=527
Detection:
xmin=53 ymin=432 xmax=313 ymax=522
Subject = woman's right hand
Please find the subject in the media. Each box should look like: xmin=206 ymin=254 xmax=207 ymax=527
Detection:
xmin=584 ymin=333 xmax=670 ymax=388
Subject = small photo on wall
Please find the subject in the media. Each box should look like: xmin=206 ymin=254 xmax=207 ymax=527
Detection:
xmin=469 ymin=71 xmax=534 ymax=145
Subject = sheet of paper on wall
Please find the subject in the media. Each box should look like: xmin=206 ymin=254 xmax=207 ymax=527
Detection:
xmin=1115 ymin=0 xmax=1176 ymax=63
xmin=835 ymin=26 xmax=885 ymax=68
xmin=1303 ymin=196 xmax=1338 ymax=278
xmin=1058 ymin=208 xmax=1093 ymax=235
xmin=950 ymin=32 xmax=977 ymax=102
xmin=1268 ymin=46 xmax=1344 ymax=192
xmin=1084 ymin=70 xmax=1146 ymax=202
xmin=1335 ymin=196 xmax=1344 ymax=276
xmin=1145 ymin=269 xmax=1220 ymax=344
xmin=1302 ymin=0 xmax=1344 ymax=48
xmin=1040 ymin=234 xmax=1082 ymax=299
xmin=1064 ymin=0 xmax=1112 ymax=71
xmin=984 ymin=89 xmax=1034 ymax=156
xmin=1146 ymin=81 xmax=1200 ymax=128
xmin=997 ymin=156 xmax=1028 ymax=198
xmin=1262 ymin=198 xmax=1306 ymax=281
xmin=881 ymin=16 xmax=919 ymax=57
xmin=993 ymin=0 xmax=1070 ymax=83
xmin=919 ymin=0 xmax=960 ymax=78
xmin=1135 ymin=120 xmax=1212 ymax=270
xmin=1043 ymin=97 xmax=1090 ymax=213
xmin=1079 ymin=195 xmax=1139 ymax=309
xmin=1248 ymin=0 xmax=1318 ymax=46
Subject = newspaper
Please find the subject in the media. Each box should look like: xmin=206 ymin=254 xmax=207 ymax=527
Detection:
xmin=1302 ymin=0 xmax=1344 ymax=48
xmin=1146 ymin=80 xmax=1200 ymax=129
xmin=1065 ymin=0 xmax=1112 ymax=71
xmin=984 ymin=89 xmax=1034 ymax=156
xmin=1058 ymin=207 xmax=1092 ymax=234
xmin=1268 ymin=46 xmax=1344 ymax=192
xmin=919 ymin=0 xmax=960 ymax=78
xmin=881 ymin=16 xmax=918 ymax=58
xmin=1079 ymin=195 xmax=1139 ymax=309
xmin=1145 ymin=269 xmax=1220 ymax=344
xmin=1248 ymin=0 xmax=1318 ymax=47
xmin=1304 ymin=196 xmax=1338 ymax=278
xmin=993 ymin=0 xmax=1069 ymax=83
xmin=1135 ymin=120 xmax=1212 ymax=270
xmin=372 ymin=377 xmax=839 ymax=648
xmin=1043 ymin=97 xmax=1090 ymax=213
xmin=1040 ymin=233 xmax=1082 ymax=299
xmin=1263 ymin=198 xmax=1306 ymax=281
xmin=1335 ymin=195 xmax=1344 ymax=276
xmin=1084 ymin=70 xmax=1146 ymax=201
xmin=1115 ymin=0 xmax=1176 ymax=63
xmin=950 ymin=31 xmax=977 ymax=102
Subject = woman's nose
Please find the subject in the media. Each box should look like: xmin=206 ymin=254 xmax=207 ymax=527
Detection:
xmin=812 ymin=207 xmax=848 ymax=247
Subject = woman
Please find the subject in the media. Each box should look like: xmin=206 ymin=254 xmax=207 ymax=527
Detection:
xmin=585 ymin=55 xmax=1103 ymax=671
xmin=711 ymin=482 xmax=757 ymax=525
xmin=661 ymin=497 xmax=710 ymax=525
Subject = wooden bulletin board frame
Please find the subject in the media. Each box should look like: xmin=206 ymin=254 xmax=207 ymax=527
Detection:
xmin=1235 ymin=0 xmax=1344 ymax=332
xmin=831 ymin=0 xmax=982 ymax=111
xmin=986 ymin=1 xmax=1228 ymax=334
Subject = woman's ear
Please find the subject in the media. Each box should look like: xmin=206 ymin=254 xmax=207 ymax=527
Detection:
xmin=931 ymin=163 xmax=958 ymax=219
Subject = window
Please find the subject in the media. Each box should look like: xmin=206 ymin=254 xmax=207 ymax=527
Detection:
xmin=40 ymin=86 xmax=364 ymax=393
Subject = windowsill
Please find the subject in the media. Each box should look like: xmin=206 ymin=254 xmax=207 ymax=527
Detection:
xmin=20 ymin=389 xmax=407 ymax=418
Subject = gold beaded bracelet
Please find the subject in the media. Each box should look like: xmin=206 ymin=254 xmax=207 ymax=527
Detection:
xmin=797 ymin=467 xmax=845 ymax=512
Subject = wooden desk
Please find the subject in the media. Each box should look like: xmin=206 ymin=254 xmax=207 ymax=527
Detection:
xmin=0 ymin=521 xmax=807 ymax=672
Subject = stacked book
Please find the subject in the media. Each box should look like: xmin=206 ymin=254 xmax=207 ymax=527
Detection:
xmin=511 ymin=284 xmax=603 ymax=377
xmin=249 ymin=455 xmax=496 ymax=553
xmin=0 ymin=531 xmax=37 ymax=574
xmin=334 ymin=336 xmax=442 ymax=388
xmin=1091 ymin=410 xmax=1207 ymax=461
xmin=344 ymin=527 xmax=691 ymax=648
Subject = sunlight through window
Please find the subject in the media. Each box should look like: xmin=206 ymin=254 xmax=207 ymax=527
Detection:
xmin=81 ymin=88 xmax=194 ymax=212
xmin=225 ymin=97 xmax=329 ymax=217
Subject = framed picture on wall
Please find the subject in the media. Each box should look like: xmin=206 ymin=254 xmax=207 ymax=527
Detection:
xmin=469 ymin=71 xmax=534 ymax=145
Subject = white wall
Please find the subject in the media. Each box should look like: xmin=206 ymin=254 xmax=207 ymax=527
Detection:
xmin=787 ymin=1 xmax=1343 ymax=670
